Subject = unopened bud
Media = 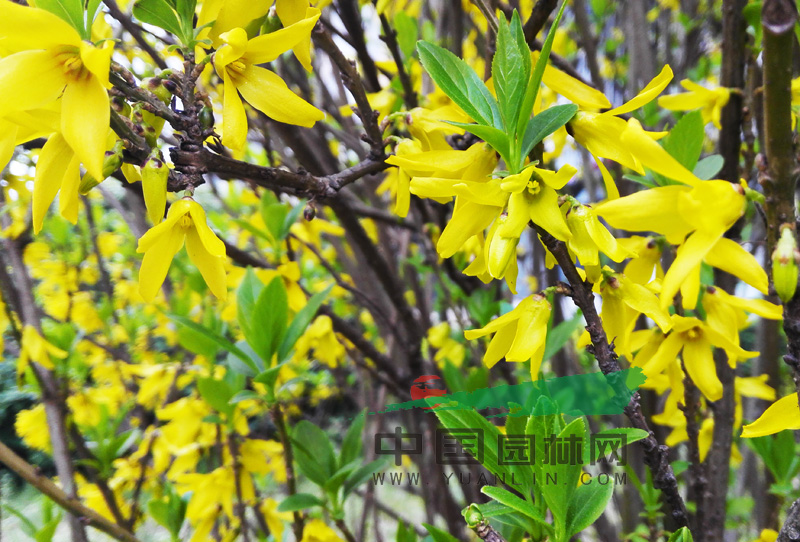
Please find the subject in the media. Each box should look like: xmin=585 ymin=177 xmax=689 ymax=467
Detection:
xmin=773 ymin=224 xmax=800 ymax=303
xmin=304 ymin=201 xmax=316 ymax=221
xmin=110 ymin=96 xmax=131 ymax=117
xmin=199 ymin=106 xmax=215 ymax=129
xmin=145 ymin=77 xmax=172 ymax=105
xmin=79 ymin=173 xmax=100 ymax=195
xmin=488 ymin=216 xmax=518 ymax=279
xmin=141 ymin=150 xmax=169 ymax=225
xmin=463 ymin=505 xmax=483 ymax=529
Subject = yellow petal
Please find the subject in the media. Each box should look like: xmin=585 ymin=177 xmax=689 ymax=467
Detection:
xmin=570 ymin=112 xmax=643 ymax=173
xmin=437 ymin=200 xmax=498 ymax=258
xmin=607 ymin=65 xmax=673 ymax=116
xmin=535 ymin=51 xmax=612 ymax=110
xmin=0 ymin=51 xmax=65 ymax=118
xmin=538 ymin=164 xmax=576 ymax=190
xmin=584 ymin=210 xmax=632 ymax=262
xmin=216 ymin=28 xmax=249 ymax=69
xmin=483 ymin=322 xmax=517 ymax=368
xmin=237 ymin=65 xmax=324 ymax=127
xmin=56 ymin=153 xmax=81 ymax=224
xmin=244 ymin=9 xmax=321 ymax=66
xmin=186 ymin=227 xmax=228 ymax=300
xmin=641 ymin=331 xmax=683 ymax=378
xmin=188 ymin=201 xmax=226 ymax=257
xmin=79 ymin=40 xmax=114 ymax=88
xmin=593 ymin=154 xmax=619 ymax=199
xmin=33 ymin=133 xmax=72 ymax=234
xmin=222 ymin=71 xmax=248 ymax=151
xmin=736 ymin=375 xmax=776 ymax=402
xmin=683 ymin=335 xmax=722 ymax=401
xmin=741 ymin=393 xmax=800 ymax=438
xmin=620 ymin=118 xmax=702 ymax=187
xmin=138 ymin=226 xmax=186 ymax=302
xmin=506 ymin=299 xmax=550 ymax=361
xmin=61 ymin=74 xmax=109 ymax=180
xmin=595 ymin=185 xmax=694 ymax=243
xmin=660 ymin=230 xmax=721 ymax=308
xmin=618 ymin=276 xmax=672 ymax=332
xmin=0 ymin=1 xmax=80 ymax=51
xmin=136 ymin=201 xmax=190 ymax=253
xmin=529 ymin=186 xmax=572 ymax=241
xmin=705 ymin=237 xmax=769 ymax=295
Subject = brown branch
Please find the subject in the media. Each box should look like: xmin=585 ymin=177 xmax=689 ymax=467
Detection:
xmin=778 ymin=499 xmax=800 ymax=541
xmin=379 ymin=14 xmax=418 ymax=108
xmin=0 ymin=441 xmax=141 ymax=542
xmin=537 ymin=229 xmax=689 ymax=528
xmin=523 ymin=0 xmax=558 ymax=43
xmin=270 ymin=404 xmax=304 ymax=541
xmin=197 ymin=148 xmax=389 ymax=199
xmin=313 ymin=25 xmax=386 ymax=159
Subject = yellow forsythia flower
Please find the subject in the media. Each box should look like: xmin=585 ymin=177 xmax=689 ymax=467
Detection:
xmin=136 ymin=198 xmax=227 ymax=301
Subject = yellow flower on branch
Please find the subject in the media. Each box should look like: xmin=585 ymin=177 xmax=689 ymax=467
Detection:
xmin=301 ymin=519 xmax=345 ymax=542
xmin=464 ymin=294 xmax=552 ymax=379
xmin=214 ymin=13 xmax=324 ymax=151
xmin=596 ymin=180 xmax=759 ymax=307
xmin=640 ymin=315 xmax=757 ymax=401
xmin=563 ymin=201 xmax=634 ymax=279
xmin=18 ymin=324 xmax=67 ymax=377
xmin=658 ymin=79 xmax=731 ymax=129
xmin=546 ymin=64 xmax=705 ymax=195
xmin=0 ymin=1 xmax=113 ymax=181
xmin=136 ymin=198 xmax=228 ymax=302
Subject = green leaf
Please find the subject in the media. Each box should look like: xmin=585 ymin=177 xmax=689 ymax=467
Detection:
xmin=197 ymin=377 xmax=235 ymax=418
xmin=35 ymin=0 xmax=86 ymax=37
xmin=277 ymin=493 xmax=325 ymax=512
xmin=431 ymin=403 xmax=533 ymax=492
xmin=323 ymin=459 xmax=359 ymax=493
xmin=133 ymin=0 xmax=183 ymax=37
xmin=35 ymin=511 xmax=62 ymax=542
xmin=261 ymin=201 xmax=290 ymax=243
xmin=247 ymin=277 xmax=289 ymax=363
xmin=167 ymin=313 xmax=258 ymax=374
xmin=278 ymin=285 xmax=333 ymax=361
xmin=228 ymin=390 xmax=261 ymax=404
xmin=516 ymin=0 xmax=569 ymax=138
xmin=663 ymin=111 xmax=704 ymax=172
xmin=519 ymin=104 xmax=579 ymax=167
xmin=175 ymin=0 xmax=196 ymax=32
xmin=422 ymin=524 xmax=460 ymax=542
xmin=693 ymin=154 xmax=724 ymax=180
xmin=542 ymin=310 xmax=583 ymax=362
xmin=340 ymin=410 xmax=366 ymax=466
xmin=667 ymin=527 xmax=695 ymax=542
xmin=342 ymin=458 xmax=388 ymax=497
xmin=473 ymin=501 xmax=516 ymax=518
xmin=493 ymin=12 xmax=529 ymax=132
xmin=481 ymin=486 xmax=552 ymax=532
xmin=1 ymin=503 xmax=37 ymax=537
xmin=292 ymin=420 xmax=337 ymax=486
xmin=394 ymin=12 xmax=418 ymax=61
xmin=417 ymin=41 xmax=501 ymax=128
xmin=396 ymin=521 xmax=418 ymax=542
xmin=447 ymin=122 xmax=511 ymax=163
xmin=540 ymin=417 xmax=586 ymax=536
xmin=566 ymin=477 xmax=615 ymax=536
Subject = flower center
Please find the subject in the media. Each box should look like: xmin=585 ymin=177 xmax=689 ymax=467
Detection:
xmin=179 ymin=215 xmax=193 ymax=229
xmin=53 ymin=46 xmax=88 ymax=82
xmin=526 ymin=179 xmax=541 ymax=196
xmin=686 ymin=328 xmax=700 ymax=341
xmin=228 ymin=60 xmax=247 ymax=75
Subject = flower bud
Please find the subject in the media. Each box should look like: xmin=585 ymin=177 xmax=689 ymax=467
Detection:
xmin=79 ymin=173 xmax=100 ymax=195
xmin=773 ymin=225 xmax=800 ymax=303
xmin=145 ymin=77 xmax=172 ymax=105
xmin=110 ymin=96 xmax=131 ymax=117
xmin=488 ymin=216 xmax=518 ymax=279
xmin=199 ymin=106 xmax=215 ymax=129
xmin=462 ymin=504 xmax=483 ymax=528
xmin=141 ymin=150 xmax=169 ymax=225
